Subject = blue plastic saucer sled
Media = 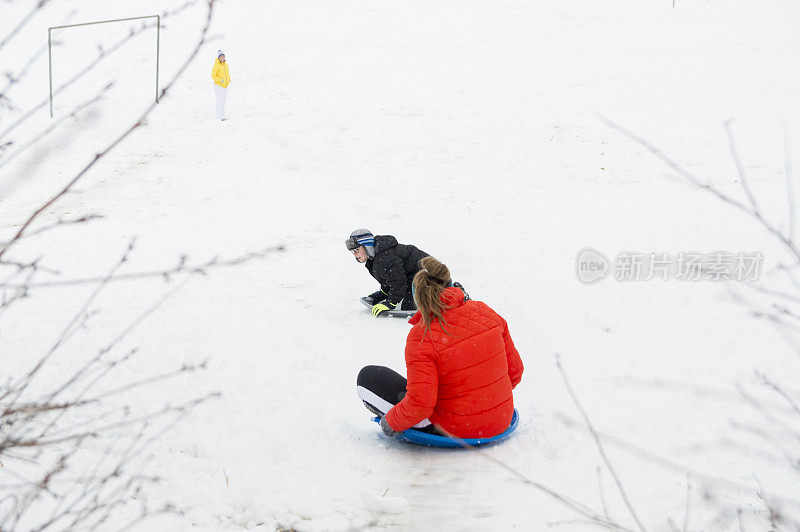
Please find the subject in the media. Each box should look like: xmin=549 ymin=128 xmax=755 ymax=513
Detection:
xmin=372 ymin=409 xmax=519 ymax=448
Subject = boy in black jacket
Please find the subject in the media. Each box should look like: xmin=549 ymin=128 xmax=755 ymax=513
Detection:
xmin=346 ymin=229 xmax=429 ymax=317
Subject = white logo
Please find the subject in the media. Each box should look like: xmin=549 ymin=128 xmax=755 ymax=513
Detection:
xmin=576 ymin=248 xmax=610 ymax=284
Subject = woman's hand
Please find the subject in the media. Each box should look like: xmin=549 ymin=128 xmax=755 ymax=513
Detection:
xmin=380 ymin=416 xmax=400 ymax=437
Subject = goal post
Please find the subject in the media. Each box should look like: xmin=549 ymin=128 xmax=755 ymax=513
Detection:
xmin=48 ymin=15 xmax=161 ymax=118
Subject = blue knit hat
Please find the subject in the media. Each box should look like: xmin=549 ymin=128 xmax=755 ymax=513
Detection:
xmin=346 ymin=229 xmax=375 ymax=257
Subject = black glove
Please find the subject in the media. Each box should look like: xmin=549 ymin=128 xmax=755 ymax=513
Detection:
xmin=363 ymin=290 xmax=387 ymax=306
xmin=380 ymin=415 xmax=400 ymax=437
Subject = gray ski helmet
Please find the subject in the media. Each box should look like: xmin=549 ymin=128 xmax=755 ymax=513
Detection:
xmin=346 ymin=229 xmax=375 ymax=258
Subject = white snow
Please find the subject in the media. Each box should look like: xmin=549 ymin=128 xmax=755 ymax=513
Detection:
xmin=2 ymin=0 xmax=800 ymax=530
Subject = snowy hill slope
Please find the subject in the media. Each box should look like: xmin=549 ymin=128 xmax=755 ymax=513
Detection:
xmin=2 ymin=0 xmax=800 ymax=530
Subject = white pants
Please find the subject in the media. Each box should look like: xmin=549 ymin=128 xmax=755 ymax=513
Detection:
xmin=215 ymin=85 xmax=228 ymax=119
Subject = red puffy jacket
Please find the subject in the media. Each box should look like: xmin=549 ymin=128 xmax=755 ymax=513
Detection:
xmin=385 ymin=287 xmax=523 ymax=438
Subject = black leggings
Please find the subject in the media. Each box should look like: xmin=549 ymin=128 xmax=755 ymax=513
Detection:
xmin=356 ymin=365 xmax=440 ymax=434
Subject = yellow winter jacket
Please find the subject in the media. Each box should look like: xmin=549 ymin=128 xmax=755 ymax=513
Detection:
xmin=212 ymin=59 xmax=230 ymax=88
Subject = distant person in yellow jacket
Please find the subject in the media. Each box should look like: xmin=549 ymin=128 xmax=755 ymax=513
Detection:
xmin=212 ymin=50 xmax=231 ymax=121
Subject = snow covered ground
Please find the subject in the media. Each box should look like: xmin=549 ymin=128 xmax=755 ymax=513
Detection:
xmin=2 ymin=0 xmax=800 ymax=530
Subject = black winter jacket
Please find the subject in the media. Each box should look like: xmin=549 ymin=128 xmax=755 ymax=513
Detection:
xmin=365 ymin=235 xmax=429 ymax=305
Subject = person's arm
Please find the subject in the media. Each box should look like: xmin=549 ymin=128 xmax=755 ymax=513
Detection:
xmin=501 ymin=318 xmax=523 ymax=388
xmin=379 ymin=257 xmax=407 ymax=306
xmin=212 ymin=62 xmax=221 ymax=84
xmin=385 ymin=337 xmax=438 ymax=432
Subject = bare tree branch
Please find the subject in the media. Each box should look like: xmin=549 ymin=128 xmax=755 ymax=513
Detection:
xmin=455 ymin=444 xmax=634 ymax=531
xmin=0 ymin=1 xmax=215 ymax=262
xmin=0 ymin=86 xmax=109 ymax=172
xmin=682 ymin=474 xmax=691 ymax=532
xmin=1 ymin=4 xmax=222 ymax=528
xmin=0 ymin=214 xmax=103 ymax=246
xmin=735 ymin=384 xmax=800 ymax=443
xmin=756 ymin=371 xmax=800 ymax=417
xmin=724 ymin=120 xmax=760 ymax=216
xmin=596 ymin=467 xmax=614 ymax=531
xmin=601 ymin=114 xmax=800 ymax=532
xmin=0 ymin=0 xmax=53 ymax=55
xmin=0 ymin=239 xmax=135 ymax=412
xmin=599 ymin=115 xmax=800 ymax=263
xmin=0 ymin=245 xmax=286 ymax=289
xmin=0 ymin=42 xmax=46 ymax=107
xmin=556 ymin=354 xmax=647 ymax=532
xmin=422 ymin=414 xmax=634 ymax=529
xmin=785 ymin=126 xmax=796 ymax=244
xmin=557 ymin=414 xmax=800 ymax=506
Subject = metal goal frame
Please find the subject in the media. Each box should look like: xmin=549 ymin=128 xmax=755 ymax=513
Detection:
xmin=48 ymin=15 xmax=160 ymax=117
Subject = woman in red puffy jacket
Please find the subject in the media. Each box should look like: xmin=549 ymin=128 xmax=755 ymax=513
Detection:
xmin=357 ymin=256 xmax=523 ymax=439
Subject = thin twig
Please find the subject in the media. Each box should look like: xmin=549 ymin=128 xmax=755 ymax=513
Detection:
xmin=785 ymin=126 xmax=796 ymax=244
xmin=557 ymin=354 xmax=647 ymax=532
xmin=0 ymin=245 xmax=285 ymax=289
xmin=427 ymin=422 xmax=633 ymax=530
xmin=0 ymin=0 xmax=54 ymax=54
xmin=756 ymin=372 xmax=800 ymax=416
xmin=0 ymin=41 xmax=49 ymax=100
xmin=724 ymin=120 xmax=760 ymax=215
xmin=754 ymin=478 xmax=782 ymax=531
xmin=0 ymin=88 xmax=109 ymax=172
xmin=735 ymin=384 xmax=800 ymax=442
xmin=597 ymin=466 xmax=614 ymax=530
xmin=682 ymin=474 xmax=691 ymax=532
xmin=0 ymin=239 xmax=134 ymax=411
xmin=600 ymin=115 xmax=800 ymax=263
xmin=558 ymin=414 xmax=800 ymax=506
xmin=0 ymin=214 xmax=103 ymax=245
xmin=461 ymin=447 xmax=633 ymax=531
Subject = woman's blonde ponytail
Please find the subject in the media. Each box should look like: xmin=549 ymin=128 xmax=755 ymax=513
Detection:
xmin=413 ymin=256 xmax=453 ymax=333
